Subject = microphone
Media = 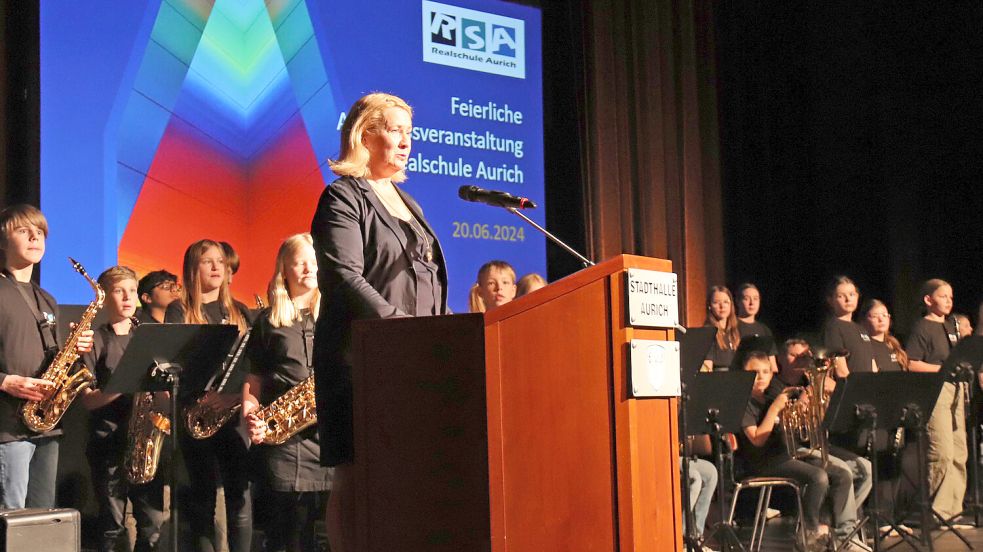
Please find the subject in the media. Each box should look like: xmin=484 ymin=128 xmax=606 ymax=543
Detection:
xmin=458 ymin=185 xmax=537 ymax=209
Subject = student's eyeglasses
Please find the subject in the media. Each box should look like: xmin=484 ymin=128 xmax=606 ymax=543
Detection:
xmin=155 ymin=282 xmax=182 ymax=293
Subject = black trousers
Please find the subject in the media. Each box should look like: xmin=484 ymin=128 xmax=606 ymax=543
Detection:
xmin=89 ymin=444 xmax=165 ymax=552
xmin=264 ymin=491 xmax=327 ymax=552
xmin=179 ymin=423 xmax=252 ymax=552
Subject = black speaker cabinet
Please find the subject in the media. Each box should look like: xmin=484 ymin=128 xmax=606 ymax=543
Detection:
xmin=0 ymin=508 xmax=80 ymax=552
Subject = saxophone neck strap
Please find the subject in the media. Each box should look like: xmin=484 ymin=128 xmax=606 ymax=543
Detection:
xmin=1 ymin=269 xmax=58 ymax=352
xmin=302 ymin=312 xmax=314 ymax=369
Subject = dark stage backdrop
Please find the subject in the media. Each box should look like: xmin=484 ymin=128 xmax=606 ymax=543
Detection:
xmin=715 ymin=3 xmax=983 ymax=342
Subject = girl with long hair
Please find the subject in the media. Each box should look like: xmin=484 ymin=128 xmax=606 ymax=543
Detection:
xmin=859 ymin=299 xmax=908 ymax=371
xmin=243 ymin=233 xmax=331 ymax=552
xmin=165 ymin=239 xmax=253 ymax=552
xmin=701 ymin=285 xmax=741 ymax=371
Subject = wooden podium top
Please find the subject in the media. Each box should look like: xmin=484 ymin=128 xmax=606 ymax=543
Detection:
xmin=484 ymin=253 xmax=673 ymax=325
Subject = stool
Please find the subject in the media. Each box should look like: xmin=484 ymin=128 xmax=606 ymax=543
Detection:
xmin=727 ymin=477 xmax=807 ymax=552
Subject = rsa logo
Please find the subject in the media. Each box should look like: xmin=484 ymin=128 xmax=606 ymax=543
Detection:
xmin=422 ymin=1 xmax=526 ymax=79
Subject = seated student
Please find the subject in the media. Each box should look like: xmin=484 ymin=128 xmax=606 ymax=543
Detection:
xmin=468 ymin=260 xmax=517 ymax=313
xmin=738 ymin=351 xmax=854 ymax=551
xmin=516 ymin=273 xmax=547 ymax=297
xmin=776 ymin=340 xmax=872 ymax=546
xmin=682 ymin=454 xmax=717 ymax=545
xmin=736 ymin=283 xmax=778 ymax=372
xmin=701 ymin=286 xmax=740 ymax=372
xmin=80 ymin=266 xmax=166 ymax=552
xmin=136 ymin=269 xmax=180 ymax=324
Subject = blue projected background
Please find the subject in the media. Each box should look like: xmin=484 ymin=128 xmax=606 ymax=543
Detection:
xmin=40 ymin=0 xmax=544 ymax=312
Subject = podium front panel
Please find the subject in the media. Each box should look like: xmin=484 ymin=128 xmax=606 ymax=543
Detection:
xmin=351 ymin=314 xmax=490 ymax=551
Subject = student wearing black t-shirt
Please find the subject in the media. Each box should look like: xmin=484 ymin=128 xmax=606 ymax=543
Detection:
xmin=821 ymin=276 xmax=876 ymax=378
xmin=165 ymin=239 xmax=253 ymax=552
xmin=0 ymin=204 xmax=93 ymax=509
xmin=906 ymin=278 xmax=967 ymax=524
xmin=243 ymin=234 xmax=333 ymax=552
xmin=80 ymin=266 xmax=165 ymax=552
xmin=738 ymin=351 xmax=853 ymax=550
xmin=736 ymin=283 xmax=778 ymax=372
xmin=701 ymin=286 xmax=740 ymax=371
xmin=136 ymin=269 xmax=181 ymax=324
xmin=860 ymin=299 xmax=907 ymax=372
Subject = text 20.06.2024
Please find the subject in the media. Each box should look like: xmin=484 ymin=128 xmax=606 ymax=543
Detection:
xmin=451 ymin=222 xmax=525 ymax=242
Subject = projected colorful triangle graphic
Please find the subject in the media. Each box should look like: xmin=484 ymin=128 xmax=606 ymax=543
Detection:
xmin=114 ymin=0 xmax=337 ymax=301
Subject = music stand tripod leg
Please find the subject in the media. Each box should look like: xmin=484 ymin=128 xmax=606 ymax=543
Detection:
xmin=702 ymin=412 xmax=746 ymax=552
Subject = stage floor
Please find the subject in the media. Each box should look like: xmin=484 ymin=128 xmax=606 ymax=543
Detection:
xmin=737 ymin=518 xmax=983 ymax=551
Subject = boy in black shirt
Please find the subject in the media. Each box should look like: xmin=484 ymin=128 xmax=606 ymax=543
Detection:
xmin=0 ymin=204 xmax=92 ymax=509
xmin=80 ymin=266 xmax=166 ymax=552
xmin=738 ymin=351 xmax=855 ymax=550
xmin=136 ymin=269 xmax=180 ymax=324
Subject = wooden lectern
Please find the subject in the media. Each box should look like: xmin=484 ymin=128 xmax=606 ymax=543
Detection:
xmin=350 ymin=254 xmax=682 ymax=551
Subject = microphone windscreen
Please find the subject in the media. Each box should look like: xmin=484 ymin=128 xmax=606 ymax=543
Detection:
xmin=458 ymin=185 xmax=480 ymax=201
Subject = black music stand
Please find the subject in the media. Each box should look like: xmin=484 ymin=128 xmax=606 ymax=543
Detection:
xmin=824 ymin=372 xmax=945 ymax=552
xmin=678 ymin=327 xmax=717 ymax=551
xmin=104 ymin=323 xmax=238 ymax=552
xmin=944 ymin=336 xmax=983 ymax=527
xmin=688 ymin=371 xmax=756 ymax=552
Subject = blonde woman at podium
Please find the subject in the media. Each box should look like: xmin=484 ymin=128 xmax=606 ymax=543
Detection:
xmin=310 ymin=92 xmax=450 ymax=552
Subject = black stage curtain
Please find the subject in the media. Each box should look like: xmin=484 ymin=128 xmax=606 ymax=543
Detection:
xmin=715 ymin=3 xmax=983 ymax=339
xmin=0 ymin=1 xmax=40 ymax=207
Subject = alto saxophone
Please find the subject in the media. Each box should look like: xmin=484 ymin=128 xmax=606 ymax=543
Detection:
xmin=253 ymin=375 xmax=317 ymax=445
xmin=125 ymin=390 xmax=171 ymax=485
xmin=184 ymin=328 xmax=252 ymax=439
xmin=21 ymin=257 xmax=103 ymax=433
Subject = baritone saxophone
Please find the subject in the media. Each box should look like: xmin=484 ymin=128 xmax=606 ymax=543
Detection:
xmin=21 ymin=257 xmax=103 ymax=433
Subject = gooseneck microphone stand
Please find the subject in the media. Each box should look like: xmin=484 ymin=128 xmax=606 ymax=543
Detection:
xmin=504 ymin=207 xmax=595 ymax=268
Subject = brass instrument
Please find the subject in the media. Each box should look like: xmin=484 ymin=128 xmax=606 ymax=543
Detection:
xmin=184 ymin=328 xmax=252 ymax=439
xmin=780 ymin=359 xmax=832 ymax=466
xmin=125 ymin=390 xmax=171 ymax=484
xmin=21 ymin=258 xmax=103 ymax=433
xmin=253 ymin=375 xmax=316 ymax=445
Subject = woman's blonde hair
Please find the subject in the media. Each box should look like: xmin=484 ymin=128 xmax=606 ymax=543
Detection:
xmin=468 ymin=260 xmax=516 ymax=313
xmin=329 ymin=93 xmax=413 ymax=183
xmin=179 ymin=239 xmax=247 ymax=333
xmin=266 ymin=233 xmax=320 ymax=328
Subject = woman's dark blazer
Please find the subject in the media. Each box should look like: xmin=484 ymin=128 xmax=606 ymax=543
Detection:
xmin=310 ymin=175 xmax=449 ymax=466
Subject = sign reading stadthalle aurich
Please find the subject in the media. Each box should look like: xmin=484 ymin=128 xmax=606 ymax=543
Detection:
xmin=628 ymin=339 xmax=681 ymax=398
xmin=625 ymin=269 xmax=679 ymax=329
